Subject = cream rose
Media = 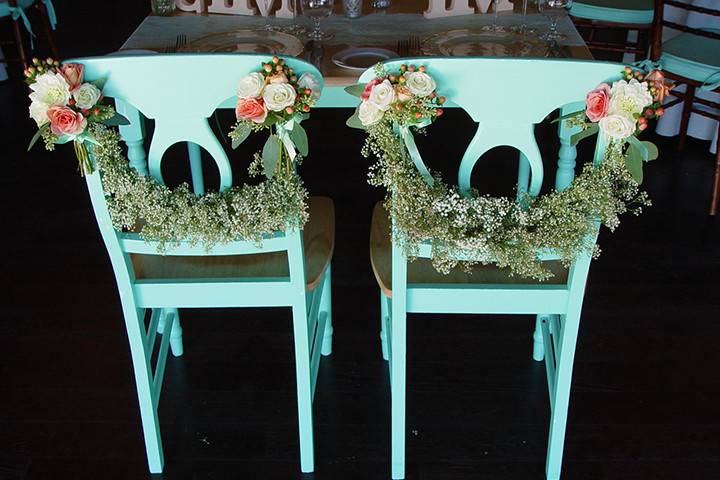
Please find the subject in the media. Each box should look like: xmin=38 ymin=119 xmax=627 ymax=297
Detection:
xmin=263 ymin=83 xmax=297 ymax=112
xmin=599 ymin=114 xmax=636 ymax=140
xmin=608 ymin=79 xmax=653 ymax=119
xmin=298 ymin=72 xmax=321 ymax=100
xmin=404 ymin=71 xmax=436 ymax=97
xmin=29 ymin=101 xmax=50 ymax=127
xmin=72 ymin=83 xmax=102 ymax=109
xmin=237 ymin=72 xmax=266 ymax=99
xmin=29 ymin=71 xmax=71 ymax=107
xmin=358 ymin=101 xmax=383 ymax=126
xmin=368 ymin=80 xmax=396 ymax=111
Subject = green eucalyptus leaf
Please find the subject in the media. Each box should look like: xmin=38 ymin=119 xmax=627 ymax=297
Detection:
xmin=231 ymin=123 xmax=252 ymax=150
xmin=570 ymin=123 xmax=598 ymax=146
xmin=346 ymin=109 xmax=365 ymax=130
xmin=641 ymin=141 xmax=659 ymax=161
xmin=625 ymin=144 xmax=644 ymax=184
xmin=344 ymin=83 xmax=367 ymax=98
xmin=27 ymin=124 xmax=49 ymax=152
xmin=91 ymin=77 xmax=108 ymax=91
xmin=262 ymin=134 xmax=281 ymax=177
xmin=289 ymin=123 xmax=309 ymax=156
xmin=103 ymin=113 xmax=131 ymax=127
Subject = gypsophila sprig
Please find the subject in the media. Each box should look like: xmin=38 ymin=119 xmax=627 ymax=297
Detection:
xmin=89 ymin=125 xmax=309 ymax=251
xmin=348 ymin=67 xmax=655 ymax=280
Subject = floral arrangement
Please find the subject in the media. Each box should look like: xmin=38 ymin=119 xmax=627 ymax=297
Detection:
xmin=346 ymin=63 xmax=444 ymax=128
xmin=347 ymin=64 xmax=659 ymax=280
xmin=25 ymin=57 xmax=128 ymax=175
xmin=229 ymin=56 xmax=321 ymax=180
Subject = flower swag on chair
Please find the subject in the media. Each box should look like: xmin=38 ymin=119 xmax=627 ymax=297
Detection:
xmin=346 ymin=58 xmax=667 ymax=480
xmin=26 ymin=54 xmax=333 ymax=475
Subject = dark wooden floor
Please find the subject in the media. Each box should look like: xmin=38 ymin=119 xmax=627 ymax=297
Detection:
xmin=2 ymin=4 xmax=720 ymax=479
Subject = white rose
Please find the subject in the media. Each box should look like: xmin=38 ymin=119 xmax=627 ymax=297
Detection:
xmin=29 ymin=101 xmax=49 ymax=127
xmin=599 ymin=114 xmax=636 ymax=140
xmin=404 ymin=71 xmax=436 ymax=97
xmin=608 ymin=78 xmax=653 ymax=119
xmin=298 ymin=72 xmax=321 ymax=100
xmin=72 ymin=83 xmax=102 ymax=109
xmin=368 ymin=79 xmax=396 ymax=111
xmin=263 ymin=83 xmax=297 ymax=112
xmin=237 ymin=72 xmax=266 ymax=99
xmin=358 ymin=101 xmax=383 ymax=126
xmin=28 ymin=71 xmax=71 ymax=107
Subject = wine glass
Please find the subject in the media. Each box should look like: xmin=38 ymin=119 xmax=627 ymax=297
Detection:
xmin=538 ymin=0 xmax=572 ymax=42
xmin=257 ymin=0 xmax=275 ymax=31
xmin=302 ymin=0 xmax=334 ymax=40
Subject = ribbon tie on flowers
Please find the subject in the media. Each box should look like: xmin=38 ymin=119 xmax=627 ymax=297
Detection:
xmin=276 ymin=118 xmax=297 ymax=161
xmin=700 ymin=70 xmax=720 ymax=92
xmin=394 ymin=120 xmax=434 ymax=187
xmin=42 ymin=0 xmax=57 ymax=30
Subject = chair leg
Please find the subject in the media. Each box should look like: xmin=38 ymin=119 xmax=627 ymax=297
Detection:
xmin=167 ymin=308 xmax=184 ymax=357
xmin=36 ymin=1 xmax=59 ymax=59
xmin=546 ymin=308 xmax=582 ymax=480
xmin=533 ymin=315 xmax=546 ymax=362
xmin=11 ymin=18 xmax=28 ymax=70
xmin=390 ymin=290 xmax=407 ymax=480
xmin=320 ymin=264 xmax=333 ymax=356
xmin=678 ymin=85 xmax=696 ymax=152
xmin=291 ymin=296 xmax=315 ymax=473
xmin=121 ymin=303 xmax=164 ymax=473
xmin=380 ymin=290 xmax=389 ymax=361
xmin=710 ymin=129 xmax=720 ymax=216
xmin=635 ymin=29 xmax=648 ymax=62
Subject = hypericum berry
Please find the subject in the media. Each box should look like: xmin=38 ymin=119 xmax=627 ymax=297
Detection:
xmin=437 ymin=96 xmax=446 ymax=105
xmin=638 ymin=116 xmax=647 ymax=124
xmin=398 ymin=76 xmax=406 ymax=84
xmin=429 ymin=92 xmax=436 ymax=99
xmin=399 ymin=64 xmax=407 ymax=71
xmin=389 ymin=75 xmax=397 ymax=82
xmin=263 ymin=64 xmax=273 ymax=73
xmin=93 ymin=108 xmax=100 ymax=115
xmin=304 ymin=88 xmax=312 ymax=95
xmin=32 ymin=57 xmax=40 ymax=65
xmin=436 ymin=108 xmax=444 ymax=116
xmin=639 ymin=123 xmax=648 ymax=131
xmin=286 ymin=106 xmax=294 ymax=114
xmin=272 ymin=56 xmax=279 ymax=64
xmin=46 ymin=57 xmax=54 ymax=64
xmin=303 ymin=105 xmax=310 ymax=112
xmin=407 ymin=65 xmax=416 ymax=72
xmin=418 ymin=66 xmax=426 ymax=72
xmin=69 ymin=99 xmax=76 ymax=106
xmin=275 ymin=64 xmax=283 ymax=72
xmin=415 ymin=112 xmax=422 ymax=119
xmin=644 ymin=108 xmax=654 ymax=116
xmin=655 ymin=107 xmax=664 ymax=116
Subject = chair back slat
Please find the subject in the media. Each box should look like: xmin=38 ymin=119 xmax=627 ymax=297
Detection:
xmin=359 ymin=58 xmax=623 ymax=197
xmin=651 ymin=0 xmax=720 ymax=60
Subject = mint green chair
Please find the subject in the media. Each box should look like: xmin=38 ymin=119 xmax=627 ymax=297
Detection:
xmin=570 ymin=0 xmax=655 ymax=60
xmin=650 ymin=0 xmax=720 ymax=214
xmin=365 ymin=58 xmax=624 ymax=480
xmin=71 ymin=54 xmax=334 ymax=474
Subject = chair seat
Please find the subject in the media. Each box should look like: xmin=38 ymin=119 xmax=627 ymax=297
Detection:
xmin=660 ymin=31 xmax=720 ymax=86
xmin=570 ymin=0 xmax=654 ymax=24
xmin=369 ymin=202 xmax=568 ymax=298
xmin=131 ymin=196 xmax=335 ymax=292
xmin=0 ymin=0 xmax=35 ymax=18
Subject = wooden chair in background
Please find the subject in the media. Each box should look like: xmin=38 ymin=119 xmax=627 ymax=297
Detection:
xmin=0 ymin=0 xmax=58 ymax=69
xmin=365 ymin=57 xmax=625 ymax=480
xmin=73 ymin=53 xmax=335 ymax=474
xmin=650 ymin=0 xmax=720 ymax=214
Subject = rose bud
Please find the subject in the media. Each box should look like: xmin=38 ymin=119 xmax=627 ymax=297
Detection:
xmin=418 ymin=66 xmax=426 ymax=72
xmin=436 ymin=108 xmax=444 ymax=116
xmin=286 ymin=106 xmax=294 ymax=114
xmin=655 ymin=107 xmax=664 ymax=116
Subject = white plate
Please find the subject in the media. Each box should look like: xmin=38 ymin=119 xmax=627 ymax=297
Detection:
xmin=179 ymin=29 xmax=304 ymax=57
xmin=332 ymin=47 xmax=398 ymax=71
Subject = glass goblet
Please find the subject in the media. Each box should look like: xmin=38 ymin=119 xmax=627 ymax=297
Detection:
xmin=301 ymin=0 xmax=334 ymax=40
xmin=538 ymin=0 xmax=572 ymax=42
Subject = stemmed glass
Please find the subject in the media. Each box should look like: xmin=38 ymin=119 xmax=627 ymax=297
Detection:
xmin=302 ymin=0 xmax=334 ymax=40
xmin=538 ymin=0 xmax=572 ymax=42
xmin=491 ymin=0 xmax=500 ymax=30
xmin=257 ymin=0 xmax=275 ymax=31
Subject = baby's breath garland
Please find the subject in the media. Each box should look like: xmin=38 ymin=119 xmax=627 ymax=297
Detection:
xmin=348 ymin=64 xmax=655 ymax=280
xmin=90 ymin=125 xmax=308 ymax=251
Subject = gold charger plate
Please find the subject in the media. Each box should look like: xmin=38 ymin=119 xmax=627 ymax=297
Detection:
xmin=179 ymin=29 xmax=304 ymax=56
xmin=421 ymin=28 xmax=548 ymax=57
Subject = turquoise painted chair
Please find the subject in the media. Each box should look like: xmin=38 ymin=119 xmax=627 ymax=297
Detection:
xmin=650 ymin=0 xmax=720 ymax=214
xmin=365 ymin=58 xmax=624 ymax=480
xmin=570 ymin=0 xmax=655 ymax=60
xmin=72 ymin=54 xmax=335 ymax=474
xmin=0 ymin=0 xmax=58 ymax=68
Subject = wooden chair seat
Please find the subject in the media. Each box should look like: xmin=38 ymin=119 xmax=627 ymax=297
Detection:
xmin=660 ymin=30 xmax=720 ymax=85
xmin=369 ymin=202 xmax=568 ymax=298
xmin=570 ymin=0 xmax=655 ymax=25
xmin=132 ymin=196 xmax=335 ymax=291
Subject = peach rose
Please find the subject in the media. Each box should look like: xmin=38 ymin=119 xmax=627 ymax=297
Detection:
xmin=585 ymin=83 xmax=611 ymax=122
xmin=361 ymin=79 xmax=381 ymax=101
xmin=645 ymin=69 xmax=672 ymax=102
xmin=236 ymin=97 xmax=267 ymax=124
xmin=47 ymin=106 xmax=87 ymax=137
xmin=59 ymin=63 xmax=84 ymax=92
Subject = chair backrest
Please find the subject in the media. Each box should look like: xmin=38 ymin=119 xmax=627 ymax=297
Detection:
xmin=359 ymin=58 xmax=623 ymax=198
xmin=69 ymin=53 xmax=322 ymax=266
xmin=650 ymin=0 xmax=720 ymax=61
